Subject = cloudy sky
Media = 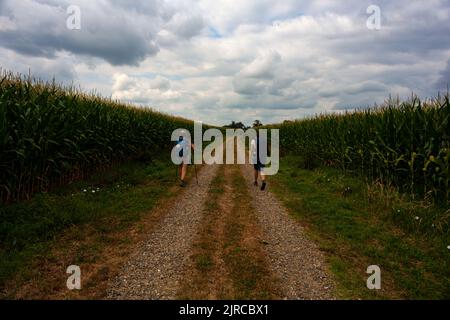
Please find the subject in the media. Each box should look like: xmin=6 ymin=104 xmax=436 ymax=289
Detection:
xmin=1 ymin=0 xmax=449 ymax=125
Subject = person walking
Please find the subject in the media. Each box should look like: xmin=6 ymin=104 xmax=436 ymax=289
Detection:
xmin=176 ymin=135 xmax=195 ymax=187
xmin=251 ymin=135 xmax=267 ymax=191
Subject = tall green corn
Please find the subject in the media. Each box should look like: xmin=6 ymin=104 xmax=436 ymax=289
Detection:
xmin=0 ymin=72 xmax=196 ymax=203
xmin=273 ymin=95 xmax=450 ymax=204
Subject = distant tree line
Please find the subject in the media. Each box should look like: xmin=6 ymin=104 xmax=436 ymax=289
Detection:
xmin=223 ymin=120 xmax=263 ymax=129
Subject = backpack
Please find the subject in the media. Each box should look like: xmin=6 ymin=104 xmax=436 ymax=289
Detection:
xmin=256 ymin=135 xmax=267 ymax=166
xmin=177 ymin=138 xmax=184 ymax=158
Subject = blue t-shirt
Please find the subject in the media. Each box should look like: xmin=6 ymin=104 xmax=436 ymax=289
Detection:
xmin=177 ymin=139 xmax=188 ymax=158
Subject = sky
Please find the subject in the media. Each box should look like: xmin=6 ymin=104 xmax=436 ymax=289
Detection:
xmin=0 ymin=0 xmax=449 ymax=126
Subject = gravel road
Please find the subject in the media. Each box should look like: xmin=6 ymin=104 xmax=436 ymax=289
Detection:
xmin=107 ymin=164 xmax=219 ymax=300
xmin=107 ymin=162 xmax=334 ymax=300
xmin=241 ymin=164 xmax=335 ymax=300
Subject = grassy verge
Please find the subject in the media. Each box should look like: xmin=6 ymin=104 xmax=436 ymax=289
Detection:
xmin=271 ymin=155 xmax=450 ymax=299
xmin=177 ymin=166 xmax=228 ymax=299
xmin=224 ymin=165 xmax=280 ymax=299
xmin=0 ymin=156 xmax=184 ymax=299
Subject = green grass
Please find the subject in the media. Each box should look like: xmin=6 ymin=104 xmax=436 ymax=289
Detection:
xmin=272 ymin=155 xmax=450 ymax=299
xmin=0 ymin=155 xmax=176 ymax=291
xmin=195 ymin=255 xmax=214 ymax=271
xmin=177 ymin=166 xmax=225 ymax=300
xmin=193 ymin=169 xmax=224 ymax=272
xmin=222 ymin=166 xmax=277 ymax=300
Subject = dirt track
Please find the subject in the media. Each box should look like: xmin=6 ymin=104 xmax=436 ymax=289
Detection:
xmin=107 ymin=162 xmax=334 ymax=300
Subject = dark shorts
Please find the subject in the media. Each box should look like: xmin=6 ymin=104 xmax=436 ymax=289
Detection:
xmin=254 ymin=162 xmax=265 ymax=172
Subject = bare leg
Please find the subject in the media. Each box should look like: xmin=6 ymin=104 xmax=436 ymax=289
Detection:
xmin=260 ymin=170 xmax=267 ymax=190
xmin=254 ymin=169 xmax=259 ymax=184
xmin=181 ymin=164 xmax=187 ymax=181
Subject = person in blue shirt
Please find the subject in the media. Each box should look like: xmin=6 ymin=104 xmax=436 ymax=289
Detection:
xmin=176 ymin=136 xmax=195 ymax=187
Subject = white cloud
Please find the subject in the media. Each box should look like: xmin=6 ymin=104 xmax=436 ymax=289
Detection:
xmin=112 ymin=73 xmax=180 ymax=105
xmin=238 ymin=50 xmax=281 ymax=79
xmin=1 ymin=0 xmax=450 ymax=125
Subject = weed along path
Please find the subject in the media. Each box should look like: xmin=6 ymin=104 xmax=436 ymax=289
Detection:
xmin=107 ymin=161 xmax=335 ymax=300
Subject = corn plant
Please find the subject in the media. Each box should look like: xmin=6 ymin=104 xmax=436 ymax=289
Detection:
xmin=0 ymin=72 xmax=196 ymax=203
xmin=273 ymin=95 xmax=450 ymax=204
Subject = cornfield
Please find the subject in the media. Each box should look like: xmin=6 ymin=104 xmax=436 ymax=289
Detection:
xmin=0 ymin=72 xmax=195 ymax=203
xmin=275 ymin=95 xmax=450 ymax=204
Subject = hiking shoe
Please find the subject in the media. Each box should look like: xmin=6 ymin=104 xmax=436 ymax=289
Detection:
xmin=180 ymin=180 xmax=187 ymax=187
xmin=261 ymin=181 xmax=267 ymax=191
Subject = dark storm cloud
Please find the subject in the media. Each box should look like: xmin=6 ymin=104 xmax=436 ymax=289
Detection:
xmin=0 ymin=26 xmax=159 ymax=66
xmin=435 ymin=60 xmax=450 ymax=91
xmin=0 ymin=0 xmax=204 ymax=66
